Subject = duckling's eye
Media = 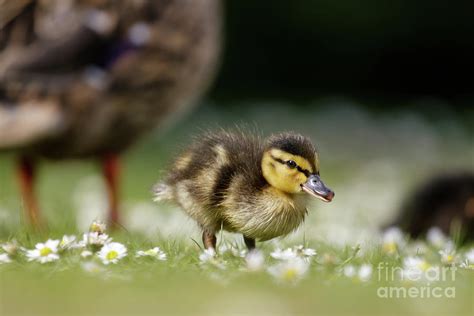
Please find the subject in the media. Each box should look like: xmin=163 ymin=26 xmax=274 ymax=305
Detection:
xmin=286 ymin=160 xmax=297 ymax=169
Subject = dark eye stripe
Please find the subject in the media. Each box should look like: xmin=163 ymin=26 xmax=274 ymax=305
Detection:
xmin=271 ymin=156 xmax=286 ymax=165
xmin=296 ymin=166 xmax=311 ymax=177
xmin=271 ymin=155 xmax=311 ymax=177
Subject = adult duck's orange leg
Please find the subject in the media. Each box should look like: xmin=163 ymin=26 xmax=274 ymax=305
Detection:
xmin=102 ymin=154 xmax=121 ymax=228
xmin=17 ymin=156 xmax=41 ymax=227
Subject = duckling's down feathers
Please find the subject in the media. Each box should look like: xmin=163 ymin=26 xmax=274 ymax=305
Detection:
xmin=155 ymin=130 xmax=315 ymax=240
xmin=165 ymin=130 xmax=267 ymax=203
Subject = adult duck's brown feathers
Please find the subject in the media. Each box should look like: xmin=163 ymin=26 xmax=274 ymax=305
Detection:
xmin=0 ymin=0 xmax=221 ymax=227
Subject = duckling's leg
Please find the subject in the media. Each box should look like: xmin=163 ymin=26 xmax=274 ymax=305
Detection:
xmin=101 ymin=154 xmax=121 ymax=228
xmin=202 ymin=230 xmax=217 ymax=250
xmin=243 ymin=236 xmax=256 ymax=251
xmin=17 ymin=156 xmax=41 ymax=227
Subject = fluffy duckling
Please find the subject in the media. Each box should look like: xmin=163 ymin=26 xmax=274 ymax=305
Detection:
xmin=154 ymin=130 xmax=334 ymax=250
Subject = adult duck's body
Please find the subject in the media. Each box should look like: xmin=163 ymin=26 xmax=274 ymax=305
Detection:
xmin=0 ymin=0 xmax=221 ymax=227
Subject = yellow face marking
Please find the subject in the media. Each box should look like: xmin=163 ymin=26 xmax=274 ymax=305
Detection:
xmin=268 ymin=149 xmax=314 ymax=174
xmin=261 ymin=149 xmax=315 ymax=194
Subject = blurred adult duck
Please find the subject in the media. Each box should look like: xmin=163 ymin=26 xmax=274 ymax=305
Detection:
xmin=0 ymin=0 xmax=221 ymax=227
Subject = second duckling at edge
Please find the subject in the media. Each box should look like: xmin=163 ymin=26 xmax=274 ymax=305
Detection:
xmin=153 ymin=130 xmax=334 ymax=251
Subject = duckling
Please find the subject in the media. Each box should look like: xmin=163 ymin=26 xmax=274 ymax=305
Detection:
xmin=0 ymin=0 xmax=221 ymax=227
xmin=153 ymin=130 xmax=334 ymax=250
xmin=388 ymin=171 xmax=474 ymax=243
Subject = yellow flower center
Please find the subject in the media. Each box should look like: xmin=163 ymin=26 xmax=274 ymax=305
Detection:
xmin=40 ymin=247 xmax=52 ymax=257
xmin=283 ymin=268 xmax=298 ymax=281
xmin=383 ymin=242 xmax=397 ymax=254
xmin=446 ymin=255 xmax=453 ymax=262
xmin=106 ymin=250 xmax=118 ymax=261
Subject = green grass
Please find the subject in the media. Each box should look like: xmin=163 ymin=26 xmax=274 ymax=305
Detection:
xmin=1 ymin=231 xmax=473 ymax=316
xmin=0 ymin=102 xmax=473 ymax=315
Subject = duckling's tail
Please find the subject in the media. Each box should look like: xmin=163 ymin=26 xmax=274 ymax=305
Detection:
xmin=152 ymin=182 xmax=173 ymax=202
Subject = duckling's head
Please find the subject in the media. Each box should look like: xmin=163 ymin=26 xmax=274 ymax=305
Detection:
xmin=262 ymin=133 xmax=334 ymax=202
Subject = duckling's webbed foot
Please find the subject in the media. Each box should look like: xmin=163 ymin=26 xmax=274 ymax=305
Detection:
xmin=202 ymin=230 xmax=216 ymax=250
xmin=243 ymin=236 xmax=256 ymax=251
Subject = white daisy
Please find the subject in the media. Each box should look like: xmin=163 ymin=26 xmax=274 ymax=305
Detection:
xmin=26 ymin=239 xmax=60 ymax=263
xmin=245 ymin=250 xmax=265 ymax=271
xmin=342 ymin=264 xmax=372 ymax=282
xmin=271 ymin=248 xmax=297 ymax=261
xmin=267 ymin=257 xmax=310 ymax=283
xmin=400 ymin=256 xmax=431 ymax=281
xmin=439 ymin=248 xmax=457 ymax=265
xmin=465 ymin=248 xmax=474 ymax=263
xmin=381 ymin=227 xmax=405 ymax=255
xmin=89 ymin=220 xmax=107 ymax=234
xmin=295 ymin=245 xmax=317 ymax=257
xmin=59 ymin=235 xmax=78 ymax=250
xmin=459 ymin=248 xmax=474 ymax=269
xmin=0 ymin=253 xmax=12 ymax=264
xmin=97 ymin=242 xmax=127 ymax=265
xmin=82 ymin=232 xmax=112 ymax=248
xmin=1 ymin=240 xmax=19 ymax=256
xmin=271 ymin=246 xmax=316 ymax=262
xmin=199 ymin=248 xmax=216 ymax=263
xmin=427 ymin=227 xmax=449 ymax=248
xmin=459 ymin=260 xmax=473 ymax=270
xmin=358 ymin=264 xmax=373 ymax=282
xmin=199 ymin=248 xmax=226 ymax=269
xmin=218 ymin=243 xmax=247 ymax=258
xmin=136 ymin=247 xmax=167 ymax=260
xmin=343 ymin=265 xmax=356 ymax=278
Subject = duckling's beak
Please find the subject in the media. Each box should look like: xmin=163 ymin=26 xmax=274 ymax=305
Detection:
xmin=301 ymin=174 xmax=334 ymax=202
